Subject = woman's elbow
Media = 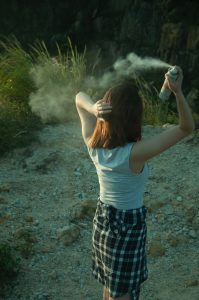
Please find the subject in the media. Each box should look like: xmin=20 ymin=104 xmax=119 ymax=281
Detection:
xmin=181 ymin=124 xmax=195 ymax=135
xmin=75 ymin=92 xmax=81 ymax=106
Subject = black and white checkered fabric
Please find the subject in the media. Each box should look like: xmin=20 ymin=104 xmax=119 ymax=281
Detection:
xmin=92 ymin=200 xmax=148 ymax=299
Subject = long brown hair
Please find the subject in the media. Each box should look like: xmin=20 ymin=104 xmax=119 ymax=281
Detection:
xmin=88 ymin=79 xmax=143 ymax=149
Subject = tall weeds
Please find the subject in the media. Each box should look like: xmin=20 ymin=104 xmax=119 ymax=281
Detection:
xmin=135 ymin=75 xmax=178 ymax=125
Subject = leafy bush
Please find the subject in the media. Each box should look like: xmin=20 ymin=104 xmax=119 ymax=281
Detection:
xmin=0 ymin=37 xmax=35 ymax=102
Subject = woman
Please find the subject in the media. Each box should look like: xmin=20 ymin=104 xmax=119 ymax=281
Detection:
xmin=75 ymin=66 xmax=195 ymax=300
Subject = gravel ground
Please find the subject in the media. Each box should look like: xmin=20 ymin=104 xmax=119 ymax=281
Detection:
xmin=0 ymin=122 xmax=198 ymax=300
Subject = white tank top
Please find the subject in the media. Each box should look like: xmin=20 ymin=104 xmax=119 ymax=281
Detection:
xmin=87 ymin=143 xmax=149 ymax=210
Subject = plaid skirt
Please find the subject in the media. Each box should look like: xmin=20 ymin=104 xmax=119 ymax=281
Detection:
xmin=92 ymin=200 xmax=148 ymax=299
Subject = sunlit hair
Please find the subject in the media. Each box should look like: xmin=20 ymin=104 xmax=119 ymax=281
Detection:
xmin=88 ymin=79 xmax=143 ymax=149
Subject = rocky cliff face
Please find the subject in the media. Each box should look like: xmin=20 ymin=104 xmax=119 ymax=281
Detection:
xmin=0 ymin=0 xmax=198 ymax=109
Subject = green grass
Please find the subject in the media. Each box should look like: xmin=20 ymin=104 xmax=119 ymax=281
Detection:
xmin=135 ymin=75 xmax=178 ymax=126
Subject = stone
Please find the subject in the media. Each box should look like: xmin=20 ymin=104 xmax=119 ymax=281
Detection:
xmin=0 ymin=184 xmax=11 ymax=192
xmin=188 ymin=229 xmax=197 ymax=239
xmin=0 ymin=214 xmax=11 ymax=224
xmin=49 ymin=270 xmax=58 ymax=280
xmin=71 ymin=200 xmax=97 ymax=220
xmin=185 ymin=278 xmax=199 ymax=287
xmin=15 ymin=227 xmax=38 ymax=243
xmin=185 ymin=206 xmax=197 ymax=223
xmin=165 ymin=233 xmax=186 ymax=247
xmin=57 ymin=224 xmax=80 ymax=246
xmin=147 ymin=198 xmax=167 ymax=212
xmin=40 ymin=244 xmax=54 ymax=253
xmin=176 ymin=196 xmax=182 ymax=202
xmin=148 ymin=241 xmax=166 ymax=257
xmin=0 ymin=197 xmax=7 ymax=204
xmin=25 ymin=216 xmax=34 ymax=223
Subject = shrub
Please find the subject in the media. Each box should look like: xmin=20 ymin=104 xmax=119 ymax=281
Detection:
xmin=0 ymin=37 xmax=35 ymax=102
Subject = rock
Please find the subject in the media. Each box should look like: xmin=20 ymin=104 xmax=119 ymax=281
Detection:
xmin=176 ymin=196 xmax=182 ymax=202
xmin=16 ymin=240 xmax=35 ymax=258
xmin=57 ymin=224 xmax=80 ymax=246
xmin=148 ymin=241 xmax=166 ymax=257
xmin=155 ymin=213 xmax=165 ymax=222
xmin=147 ymin=198 xmax=167 ymax=212
xmin=185 ymin=205 xmax=196 ymax=223
xmin=25 ymin=216 xmax=34 ymax=223
xmin=162 ymin=123 xmax=176 ymax=129
xmin=70 ymin=200 xmax=97 ymax=220
xmin=188 ymin=229 xmax=197 ymax=239
xmin=49 ymin=270 xmax=58 ymax=280
xmin=40 ymin=244 xmax=54 ymax=253
xmin=0 ymin=214 xmax=11 ymax=224
xmin=165 ymin=232 xmax=186 ymax=247
xmin=15 ymin=227 xmax=38 ymax=243
xmin=0 ymin=197 xmax=7 ymax=204
xmin=185 ymin=278 xmax=199 ymax=287
xmin=0 ymin=184 xmax=11 ymax=192
xmin=34 ymin=292 xmax=50 ymax=300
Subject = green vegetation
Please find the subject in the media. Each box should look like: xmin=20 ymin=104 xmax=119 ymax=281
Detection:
xmin=135 ymin=76 xmax=178 ymax=126
xmin=0 ymin=37 xmax=86 ymax=155
xmin=0 ymin=37 xmax=179 ymax=156
xmin=0 ymin=38 xmax=41 ymax=155
xmin=0 ymin=243 xmax=21 ymax=284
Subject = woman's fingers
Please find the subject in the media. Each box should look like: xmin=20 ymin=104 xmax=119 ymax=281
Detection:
xmin=97 ymin=103 xmax=112 ymax=114
xmin=95 ymin=99 xmax=112 ymax=118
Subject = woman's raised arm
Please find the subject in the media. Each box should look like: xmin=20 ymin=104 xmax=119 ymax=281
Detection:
xmin=130 ymin=66 xmax=195 ymax=163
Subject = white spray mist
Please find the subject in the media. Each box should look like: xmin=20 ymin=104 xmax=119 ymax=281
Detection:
xmin=88 ymin=52 xmax=171 ymax=89
xmin=29 ymin=52 xmax=170 ymax=122
xmin=29 ymin=59 xmax=74 ymax=122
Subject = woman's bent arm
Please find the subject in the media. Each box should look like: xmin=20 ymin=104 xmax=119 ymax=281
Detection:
xmin=75 ymin=92 xmax=97 ymax=142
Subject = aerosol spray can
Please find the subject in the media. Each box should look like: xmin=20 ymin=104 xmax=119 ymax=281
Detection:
xmin=159 ymin=66 xmax=178 ymax=101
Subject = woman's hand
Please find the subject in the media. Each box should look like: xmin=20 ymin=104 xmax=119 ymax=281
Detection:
xmin=93 ymin=100 xmax=112 ymax=119
xmin=165 ymin=66 xmax=183 ymax=95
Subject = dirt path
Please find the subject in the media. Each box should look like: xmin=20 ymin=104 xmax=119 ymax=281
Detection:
xmin=0 ymin=122 xmax=199 ymax=300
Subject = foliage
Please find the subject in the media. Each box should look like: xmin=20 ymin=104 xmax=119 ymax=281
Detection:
xmin=0 ymin=243 xmax=21 ymax=283
xmin=0 ymin=37 xmax=35 ymax=102
xmin=0 ymin=37 xmax=87 ymax=154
